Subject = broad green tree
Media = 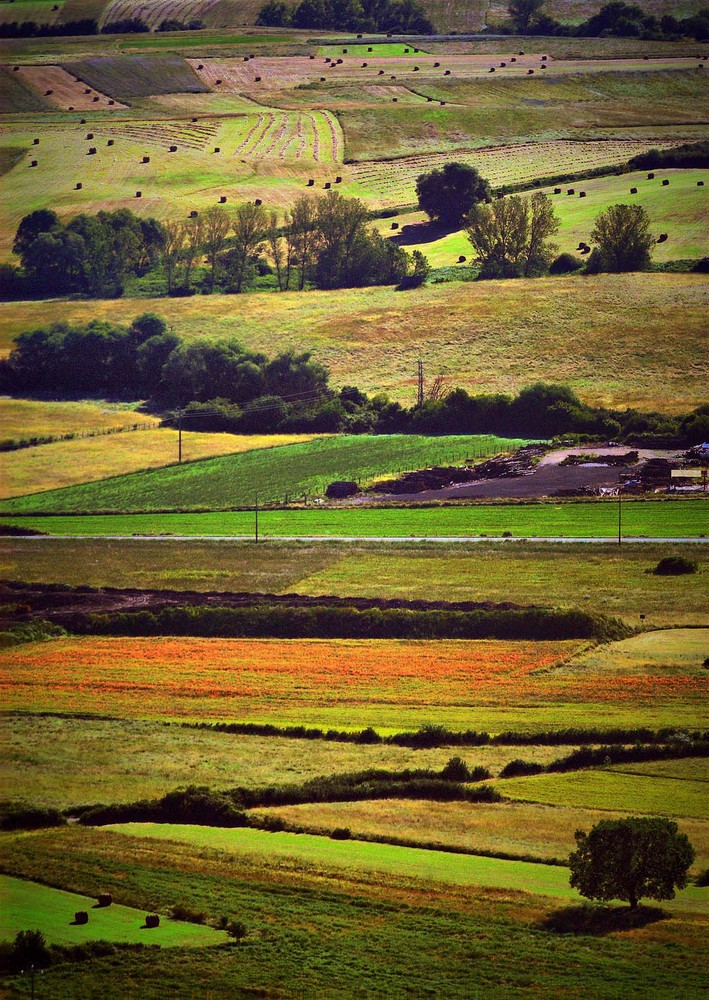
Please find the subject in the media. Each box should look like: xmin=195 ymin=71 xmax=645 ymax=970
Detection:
xmin=590 ymin=203 xmax=654 ymax=272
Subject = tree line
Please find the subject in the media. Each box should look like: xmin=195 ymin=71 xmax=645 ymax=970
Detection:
xmin=1 ymin=194 xmax=430 ymax=301
xmin=0 ymin=16 xmax=206 ymax=37
xmin=1 ymin=313 xmax=707 ymax=442
xmin=503 ymin=0 xmax=709 ymax=41
xmin=257 ymin=0 xmax=434 ymax=33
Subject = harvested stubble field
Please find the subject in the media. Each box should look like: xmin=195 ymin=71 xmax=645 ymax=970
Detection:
xmin=63 ymin=54 xmax=209 ymax=98
xmin=0 ymin=274 xmax=705 ymax=411
xmin=1 ymin=633 xmax=705 ymax=731
xmin=1 ymin=433 xmax=518 ymax=510
xmin=0 ymin=714 xmax=573 ymax=809
xmin=1 ymin=539 xmax=706 ymax=626
xmin=0 ymin=65 xmax=50 ymax=113
xmin=0 ymin=397 xmax=157 ymax=444
xmin=0 ymin=874 xmax=227 ymax=947
xmin=0 ymin=430 xmax=320 ymax=499
xmin=14 ymin=63 xmax=128 ymax=110
xmin=1 ymin=826 xmax=704 ymax=1000
xmin=253 ymin=798 xmax=709 ymax=870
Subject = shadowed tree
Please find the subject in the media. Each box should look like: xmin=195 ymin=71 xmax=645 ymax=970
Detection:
xmin=416 ymin=163 xmax=491 ymax=227
xmin=465 ymin=192 xmax=558 ymax=278
xmin=226 ymin=203 xmax=268 ymax=293
xmin=202 ymin=206 xmax=230 ymax=292
xmin=508 ymin=0 xmax=546 ymax=32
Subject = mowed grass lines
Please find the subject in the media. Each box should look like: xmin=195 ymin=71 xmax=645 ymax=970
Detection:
xmin=0 ymin=398 xmax=158 ymax=445
xmin=252 ymin=798 xmax=709 ymax=869
xmin=4 ymin=633 xmax=705 ymax=732
xmin=63 ymin=55 xmax=208 ymax=98
xmin=1 ymin=430 xmax=321 ymax=499
xmin=349 ymin=139 xmax=682 ymax=209
xmin=2 ymin=499 xmax=706 ymax=540
xmin=0 ymin=273 xmax=704 ymax=411
xmin=1 ymin=434 xmax=516 ymax=511
xmin=0 ymin=714 xmax=571 ymax=809
xmin=0 ymin=875 xmax=228 ymax=947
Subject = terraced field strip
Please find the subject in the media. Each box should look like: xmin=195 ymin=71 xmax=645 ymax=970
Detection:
xmin=0 ymin=0 xmax=64 ymax=24
xmin=349 ymin=139 xmax=682 ymax=207
xmin=63 ymin=55 xmax=209 ymax=99
xmin=106 ymin=824 xmax=708 ymax=911
xmin=252 ymin=799 xmax=709 ymax=870
xmin=14 ymin=64 xmax=127 ymax=111
xmin=2 ymin=632 xmax=705 ymax=732
xmin=1 ymin=434 xmax=516 ymax=512
xmin=1 ymin=430 xmax=322 ymax=499
xmin=0 ymin=874 xmax=228 ymax=947
xmin=100 ymin=0 xmax=223 ymax=29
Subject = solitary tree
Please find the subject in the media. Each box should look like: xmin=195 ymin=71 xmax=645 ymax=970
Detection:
xmin=416 ymin=163 xmax=491 ymax=227
xmin=202 ymin=206 xmax=231 ymax=292
xmin=226 ymin=202 xmax=268 ymax=293
xmin=508 ymin=0 xmax=546 ymax=33
xmin=589 ymin=203 xmax=654 ymax=272
xmin=465 ymin=191 xmax=559 ymax=278
xmin=569 ymin=817 xmax=695 ymax=910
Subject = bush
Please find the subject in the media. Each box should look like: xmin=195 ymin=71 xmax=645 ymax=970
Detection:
xmin=330 ymin=827 xmax=352 ymax=840
xmin=9 ymin=930 xmax=51 ymax=972
xmin=652 ymin=556 xmax=699 ymax=576
xmin=1 ymin=805 xmax=66 ymax=831
xmin=226 ymin=920 xmax=247 ymax=940
xmin=169 ymin=904 xmax=206 ymax=924
xmin=440 ymin=756 xmax=472 ymax=782
xmin=500 ymin=758 xmax=545 ymax=778
xmin=549 ymin=253 xmax=583 ymax=275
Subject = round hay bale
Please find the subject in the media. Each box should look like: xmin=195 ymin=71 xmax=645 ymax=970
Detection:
xmin=458 ymin=255 xmax=466 ymax=262
xmin=500 ymin=62 xmax=506 ymax=67
xmin=81 ymin=118 xmax=86 ymax=124
xmin=541 ymin=55 xmax=548 ymax=60
xmin=444 ymin=69 xmax=451 ymax=75
xmin=630 ymin=187 xmax=637 ymax=193
xmin=567 ymin=188 xmax=574 ymax=195
xmin=378 ymin=69 xmax=384 ymax=75
xmin=527 ymin=69 xmax=534 ymax=74
xmin=169 ymin=144 xmax=177 ymax=152
xmin=362 ymin=62 xmax=367 ymax=67
xmin=93 ymin=96 xmax=99 ymax=101
xmin=320 ymin=77 xmax=326 ymax=81
xmin=541 ymin=65 xmax=547 ymax=70
xmin=309 ymin=54 xmax=315 ymax=60
xmin=662 ymin=179 xmax=669 ymax=186
xmin=392 ymin=97 xmax=398 ymax=102
xmin=554 ymin=187 xmax=561 ymax=194
xmin=434 ymin=61 xmax=440 ymax=67
xmin=215 ymin=79 xmax=222 ymax=85
xmin=368 ymin=47 xmax=373 ymax=52
xmin=307 ymin=178 xmax=314 ymax=185
xmin=325 ymin=57 xmax=331 ymax=62
xmin=145 ymin=914 xmax=160 ymax=928
xmin=108 ymin=100 xmax=115 ymax=105
xmin=343 ymin=48 xmax=347 ymax=53
xmin=86 ymin=133 xmax=93 ymax=139
xmin=404 ymin=48 xmax=409 ymax=53
xmin=142 ymin=155 xmax=150 ymax=163
xmin=579 ymin=191 xmax=586 ymax=197
xmin=254 ymin=198 xmax=262 ymax=205
xmin=136 ymin=191 xmax=142 ymax=198
xmin=440 ymin=101 xmax=446 ymax=105
xmin=698 ymin=180 xmax=704 ymax=186
xmin=98 ymin=893 xmax=112 ymax=907
xmin=427 ymin=96 xmax=433 ymax=101
xmin=391 ymin=75 xmax=396 ymax=79
xmin=220 ymin=195 xmax=227 ymax=202
xmin=192 ymin=117 xmax=198 ymax=122
xmin=69 ymin=106 xmax=74 ymax=110
xmin=335 ymin=175 xmax=342 ymax=183
xmin=324 ymin=181 xmax=331 ymax=188
xmin=255 ymin=76 xmax=261 ymax=82
xmin=84 ymin=88 xmax=91 ymax=94
xmin=519 ymin=50 xmax=524 ymax=55
xmin=33 ymin=138 xmax=39 ymax=144
xmin=214 ymin=146 xmax=220 ymax=152
xmin=489 ymin=67 xmax=495 ymax=73
xmin=647 ymin=172 xmax=655 ymax=179
xmin=190 ymin=210 xmax=198 ymax=217
xmin=197 ymin=64 xmax=204 ymax=69
xmin=414 ymin=66 xmax=419 ymax=71
xmin=243 ymin=56 xmax=249 ymax=62
xmin=75 ymin=911 xmax=89 ymax=924
xmin=45 ymin=89 xmax=53 ymax=96
xmin=107 ymin=139 xmax=114 ymax=146
xmin=88 ymin=147 xmax=96 ymax=154
xmin=75 ymin=182 xmax=82 ymax=189
xmin=337 ymin=59 xmax=343 ymax=64
xmin=657 ymin=233 xmax=668 ymax=242
xmin=391 ymin=222 xmax=399 ymax=229
xmin=13 ymin=66 xmax=19 ymax=72
xmin=511 ymin=57 xmax=516 ymax=62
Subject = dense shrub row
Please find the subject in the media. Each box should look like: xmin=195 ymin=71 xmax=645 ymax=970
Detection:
xmin=69 ymin=603 xmax=631 ymax=641
xmin=257 ymin=0 xmax=434 ymax=33
xmin=500 ymin=739 xmax=709 ymax=777
xmin=498 ymin=1 xmax=709 ymax=40
xmin=0 ymin=804 xmax=66 ymax=831
xmin=0 ymin=19 xmax=98 ymax=38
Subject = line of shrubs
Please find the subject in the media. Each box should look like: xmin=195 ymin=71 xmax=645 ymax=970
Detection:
xmin=500 ymin=739 xmax=709 ymax=777
xmin=182 ymin=720 xmax=707 ymax=748
xmin=67 ymin=604 xmax=631 ymax=642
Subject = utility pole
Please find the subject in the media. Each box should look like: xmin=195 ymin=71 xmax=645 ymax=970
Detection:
xmin=177 ymin=409 xmax=183 ymax=464
xmin=254 ymin=492 xmax=259 ymax=543
xmin=417 ymin=359 xmax=424 ymax=407
xmin=617 ymin=476 xmax=622 ymax=546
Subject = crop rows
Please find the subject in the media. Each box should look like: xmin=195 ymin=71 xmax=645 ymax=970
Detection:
xmin=350 ymin=139 xmax=681 ymax=204
xmin=228 ymin=110 xmax=341 ymax=162
xmin=100 ymin=0 xmax=221 ymax=29
xmin=99 ymin=120 xmax=220 ymax=150
xmin=15 ymin=65 xmax=127 ymax=112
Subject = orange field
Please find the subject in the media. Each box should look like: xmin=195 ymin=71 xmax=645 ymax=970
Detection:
xmin=2 ymin=635 xmax=703 ymax=732
xmin=14 ymin=66 xmax=127 ymax=112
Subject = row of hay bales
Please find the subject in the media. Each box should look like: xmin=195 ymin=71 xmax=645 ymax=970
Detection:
xmin=72 ymin=892 xmax=160 ymax=928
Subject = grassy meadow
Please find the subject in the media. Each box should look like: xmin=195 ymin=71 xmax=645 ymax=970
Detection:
xmin=1 ymin=273 xmax=705 ymax=411
xmin=1 ymin=433 xmax=523 ymax=510
xmin=2 ymin=498 xmax=706 ymax=538
xmin=1 ymin=538 xmax=706 ymax=626
xmin=2 ymin=631 xmax=705 ymax=732
xmin=0 ymin=397 xmax=157 ymax=444
xmin=0 ymin=430 xmax=321 ymax=499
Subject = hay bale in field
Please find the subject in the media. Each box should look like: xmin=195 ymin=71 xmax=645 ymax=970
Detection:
xmin=214 ymin=146 xmax=220 ymax=152
xmin=378 ymin=69 xmax=384 ymax=75
xmin=391 ymin=75 xmax=396 ymax=79
xmin=192 ymin=117 xmax=198 ymax=122
xmin=500 ymin=62 xmax=506 ymax=67
xmin=527 ymin=69 xmax=534 ymax=74
xmin=142 ymin=156 xmax=150 ymax=163
xmin=579 ymin=191 xmax=586 ymax=197
xmin=444 ymin=69 xmax=451 ymax=75
xmin=215 ymin=79 xmax=222 ymax=85
xmin=427 ymin=96 xmax=433 ymax=101
xmin=86 ymin=133 xmax=93 ymax=139
xmin=698 ymin=180 xmax=704 ymax=186
xmin=75 ymin=182 xmax=82 ymax=189
xmin=307 ymin=178 xmax=314 ymax=185
xmin=580 ymin=246 xmax=590 ymax=254
xmin=45 ymin=89 xmax=53 ymax=96
xmin=220 ymin=195 xmax=227 ymax=202
xmin=541 ymin=55 xmax=548 ymax=60
xmin=458 ymin=255 xmax=466 ymax=262
xmin=13 ymin=66 xmax=19 ymax=72
xmin=243 ymin=56 xmax=249 ymax=62
xmin=335 ymin=175 xmax=342 ymax=183
xmin=643 ymin=55 xmax=649 ymax=60
xmin=30 ymin=160 xmax=37 ymax=167
xmin=489 ymin=67 xmax=495 ymax=73
xmin=190 ymin=210 xmax=198 ymax=217
xmin=33 ymin=138 xmax=39 ymax=144
xmin=108 ymin=99 xmax=115 ymax=105
xmin=440 ymin=100 xmax=446 ymax=105
xmin=324 ymin=181 xmax=331 ymax=188
xmin=88 ymin=147 xmax=96 ymax=154
xmin=391 ymin=222 xmax=399 ymax=229
xmin=80 ymin=118 xmax=86 ymax=124
xmin=136 ymin=191 xmax=141 ymax=197
xmin=325 ymin=57 xmax=331 ymax=63
xmin=255 ymin=198 xmax=262 ymax=205
xmin=434 ymin=61 xmax=440 ymax=67
xmin=255 ymin=76 xmax=262 ymax=82
xmin=567 ymin=188 xmax=574 ymax=195
xmin=362 ymin=62 xmax=368 ymax=67
xmin=554 ymin=187 xmax=561 ymax=194
xmin=404 ymin=48 xmax=410 ymax=53
xmin=630 ymin=187 xmax=637 ymax=193
xmin=309 ymin=54 xmax=315 ymax=60
xmin=169 ymin=144 xmax=177 ymax=152
xmin=541 ymin=65 xmax=547 ymax=70
xmin=92 ymin=96 xmax=99 ymax=102
xmin=84 ymin=88 xmax=91 ymax=94
xmin=337 ymin=59 xmax=343 ymax=64
xmin=97 ymin=893 xmax=112 ymax=907
xmin=368 ymin=47 xmax=373 ymax=52
xmin=511 ymin=57 xmax=516 ymax=62
xmin=647 ymin=172 xmax=655 ymax=179
xmin=657 ymin=233 xmax=668 ymax=242
xmin=662 ymin=179 xmax=669 ymax=186
xmin=343 ymin=48 xmax=347 ymax=53
xmin=198 ymin=64 xmax=204 ymax=69
xmin=392 ymin=97 xmax=398 ymax=102
xmin=145 ymin=914 xmax=160 ymax=928
xmin=519 ymin=50 xmax=524 ymax=55
xmin=69 ymin=106 xmax=74 ymax=110
xmin=414 ymin=66 xmax=419 ymax=71
xmin=74 ymin=911 xmax=89 ymax=924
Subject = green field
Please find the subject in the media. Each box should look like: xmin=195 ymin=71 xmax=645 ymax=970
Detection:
xmin=1 ymin=539 xmax=706 ymax=626
xmin=404 ymin=169 xmax=709 ymax=267
xmin=2 ymin=498 xmax=705 ymax=537
xmin=499 ymin=763 xmax=709 ymax=820
xmin=1 ymin=434 xmax=523 ymax=510
xmin=1 ymin=273 xmax=705 ymax=412
xmin=0 ymin=875 xmax=227 ymax=947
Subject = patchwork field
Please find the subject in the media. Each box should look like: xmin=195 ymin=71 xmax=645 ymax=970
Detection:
xmin=0 ymin=429 xmax=320 ymax=499
xmin=14 ymin=63 xmax=127 ymax=110
xmin=0 ymin=875 xmax=227 ymax=947
xmin=1 ymin=539 xmax=706 ymax=627
xmin=2 ymin=631 xmax=705 ymax=731
xmin=1 ymin=433 xmax=522 ymax=510
xmin=1 ymin=274 xmax=705 ymax=411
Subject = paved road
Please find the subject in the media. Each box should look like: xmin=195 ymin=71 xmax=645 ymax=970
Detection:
xmin=9 ymin=535 xmax=708 ymax=543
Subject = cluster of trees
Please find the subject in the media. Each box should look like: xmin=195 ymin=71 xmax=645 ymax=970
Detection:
xmin=2 ymin=194 xmax=430 ymax=301
xmin=2 ymin=315 xmax=707 ymax=443
xmin=503 ymin=0 xmax=709 ymax=41
xmin=257 ymin=0 xmax=434 ymax=32
xmin=4 ymin=208 xmax=164 ymax=299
